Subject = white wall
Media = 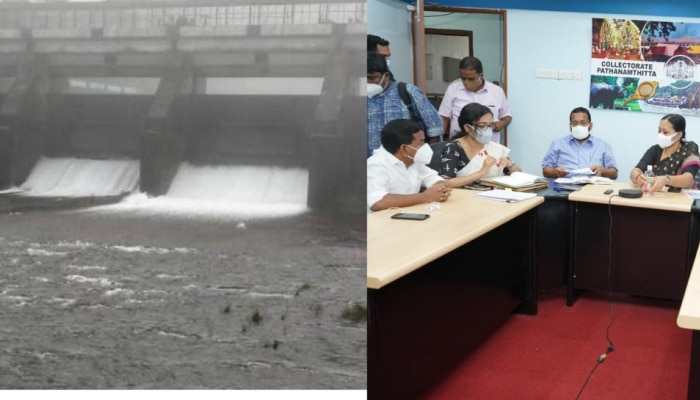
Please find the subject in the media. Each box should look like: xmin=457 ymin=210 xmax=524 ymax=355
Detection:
xmin=368 ymin=1 xmax=700 ymax=181
xmin=507 ymin=10 xmax=700 ymax=180
xmin=367 ymin=0 xmax=414 ymax=83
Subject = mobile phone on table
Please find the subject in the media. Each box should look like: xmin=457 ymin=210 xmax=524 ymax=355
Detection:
xmin=391 ymin=213 xmax=430 ymax=221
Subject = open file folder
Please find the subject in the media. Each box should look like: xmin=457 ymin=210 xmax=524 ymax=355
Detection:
xmin=479 ymin=172 xmax=548 ymax=191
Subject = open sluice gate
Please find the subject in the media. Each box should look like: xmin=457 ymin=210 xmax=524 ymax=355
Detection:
xmin=0 ymin=0 xmax=365 ymax=214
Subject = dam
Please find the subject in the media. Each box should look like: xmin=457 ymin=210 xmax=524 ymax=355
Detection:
xmin=0 ymin=0 xmax=365 ymax=215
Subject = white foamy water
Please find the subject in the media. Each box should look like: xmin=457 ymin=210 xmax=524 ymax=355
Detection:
xmin=167 ymin=163 xmax=308 ymax=205
xmin=0 ymin=187 xmax=25 ymax=195
xmin=86 ymin=163 xmax=310 ymax=220
xmin=112 ymin=245 xmax=194 ymax=254
xmin=27 ymin=249 xmax=68 ymax=257
xmin=17 ymin=158 xmax=310 ymax=219
xmin=20 ymin=157 xmax=139 ymax=197
xmin=65 ymin=275 xmax=115 ymax=287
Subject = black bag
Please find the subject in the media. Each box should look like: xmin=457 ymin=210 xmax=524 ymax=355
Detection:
xmin=397 ymin=82 xmax=425 ymax=132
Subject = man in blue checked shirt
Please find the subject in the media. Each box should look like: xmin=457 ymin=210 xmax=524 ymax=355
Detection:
xmin=367 ymin=52 xmax=443 ymax=158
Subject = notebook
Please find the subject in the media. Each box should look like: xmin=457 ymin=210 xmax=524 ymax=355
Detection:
xmin=480 ymin=172 xmax=548 ymax=191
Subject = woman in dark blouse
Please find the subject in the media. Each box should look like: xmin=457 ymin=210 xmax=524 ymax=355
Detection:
xmin=630 ymin=113 xmax=700 ymax=193
xmin=428 ymin=102 xmax=520 ymax=188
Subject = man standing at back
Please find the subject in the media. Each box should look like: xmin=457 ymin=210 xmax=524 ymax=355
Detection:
xmin=439 ymin=56 xmax=512 ymax=143
xmin=367 ymin=52 xmax=443 ymax=157
xmin=368 ymin=34 xmax=395 ymax=81
xmin=368 ymin=34 xmax=391 ymax=62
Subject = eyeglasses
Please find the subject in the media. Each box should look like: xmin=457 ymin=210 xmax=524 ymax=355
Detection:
xmin=570 ymin=122 xmax=590 ymax=127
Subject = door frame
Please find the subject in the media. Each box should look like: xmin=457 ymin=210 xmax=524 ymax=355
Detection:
xmin=412 ymin=6 xmax=508 ymax=96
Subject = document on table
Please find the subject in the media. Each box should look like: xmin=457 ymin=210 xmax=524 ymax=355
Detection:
xmin=485 ymin=172 xmax=545 ymax=188
xmin=554 ymin=176 xmax=612 ymax=185
xmin=683 ymin=189 xmax=700 ymax=200
xmin=473 ymin=190 xmax=537 ymax=202
xmin=569 ymin=167 xmax=594 ymax=175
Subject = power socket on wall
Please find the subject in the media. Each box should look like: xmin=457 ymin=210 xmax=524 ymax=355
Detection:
xmin=559 ymin=70 xmax=583 ymax=80
xmin=535 ymin=68 xmax=582 ymax=80
xmin=535 ymin=68 xmax=558 ymax=79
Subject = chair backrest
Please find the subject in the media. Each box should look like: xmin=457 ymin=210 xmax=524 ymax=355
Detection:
xmin=427 ymin=141 xmax=449 ymax=172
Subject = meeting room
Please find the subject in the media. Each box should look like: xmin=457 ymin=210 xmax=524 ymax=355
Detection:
xmin=367 ymin=0 xmax=700 ymax=399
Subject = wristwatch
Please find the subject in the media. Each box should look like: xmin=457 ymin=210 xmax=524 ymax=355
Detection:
xmin=666 ymin=174 xmax=671 ymax=186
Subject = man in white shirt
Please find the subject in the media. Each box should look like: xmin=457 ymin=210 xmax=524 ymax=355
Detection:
xmin=367 ymin=119 xmax=452 ymax=212
xmin=438 ymin=56 xmax=512 ymax=143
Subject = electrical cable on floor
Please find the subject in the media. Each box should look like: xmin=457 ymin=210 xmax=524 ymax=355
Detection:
xmin=604 ymin=194 xmax=616 ymax=352
xmin=575 ymin=194 xmax=617 ymax=400
xmin=576 ymin=359 xmax=603 ymax=400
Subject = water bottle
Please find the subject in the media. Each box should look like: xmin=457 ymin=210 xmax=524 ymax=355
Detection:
xmin=643 ymin=165 xmax=655 ymax=196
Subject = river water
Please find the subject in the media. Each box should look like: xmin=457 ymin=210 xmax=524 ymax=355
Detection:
xmin=0 ymin=203 xmax=366 ymax=389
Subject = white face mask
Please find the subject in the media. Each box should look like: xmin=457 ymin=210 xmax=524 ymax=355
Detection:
xmin=468 ymin=124 xmax=492 ymax=144
xmin=386 ymin=59 xmax=391 ymax=69
xmin=367 ymin=74 xmax=387 ymax=99
xmin=407 ymin=144 xmax=433 ymax=165
xmin=657 ymin=132 xmax=680 ymax=148
xmin=571 ymin=125 xmax=590 ymax=140
xmin=367 ymin=84 xmax=383 ymax=99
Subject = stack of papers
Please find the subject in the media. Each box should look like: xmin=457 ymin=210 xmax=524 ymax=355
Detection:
xmin=482 ymin=172 xmax=546 ymax=188
xmin=554 ymin=176 xmax=612 ymax=185
xmin=473 ymin=190 xmax=537 ymax=203
xmin=569 ymin=167 xmax=595 ymax=175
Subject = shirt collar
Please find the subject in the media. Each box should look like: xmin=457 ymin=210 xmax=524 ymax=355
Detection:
xmin=569 ymin=134 xmax=593 ymax=144
xmin=376 ymin=146 xmax=407 ymax=167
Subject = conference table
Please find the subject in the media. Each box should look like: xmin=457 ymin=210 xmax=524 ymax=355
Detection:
xmin=367 ymin=189 xmax=544 ymax=400
xmin=678 ymin=246 xmax=700 ymax=400
xmin=567 ymin=182 xmax=698 ymax=305
xmin=554 ymin=181 xmax=700 ymax=400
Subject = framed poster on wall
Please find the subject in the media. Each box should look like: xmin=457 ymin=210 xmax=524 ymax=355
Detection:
xmin=590 ymin=18 xmax=700 ymax=116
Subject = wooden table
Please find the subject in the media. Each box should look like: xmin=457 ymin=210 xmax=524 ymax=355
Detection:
xmin=567 ymin=182 xmax=696 ymax=305
xmin=368 ymin=189 xmax=544 ymax=400
xmin=678 ymin=246 xmax=700 ymax=400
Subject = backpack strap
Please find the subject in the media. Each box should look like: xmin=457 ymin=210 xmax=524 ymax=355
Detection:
xmin=398 ymin=82 xmax=418 ymax=122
